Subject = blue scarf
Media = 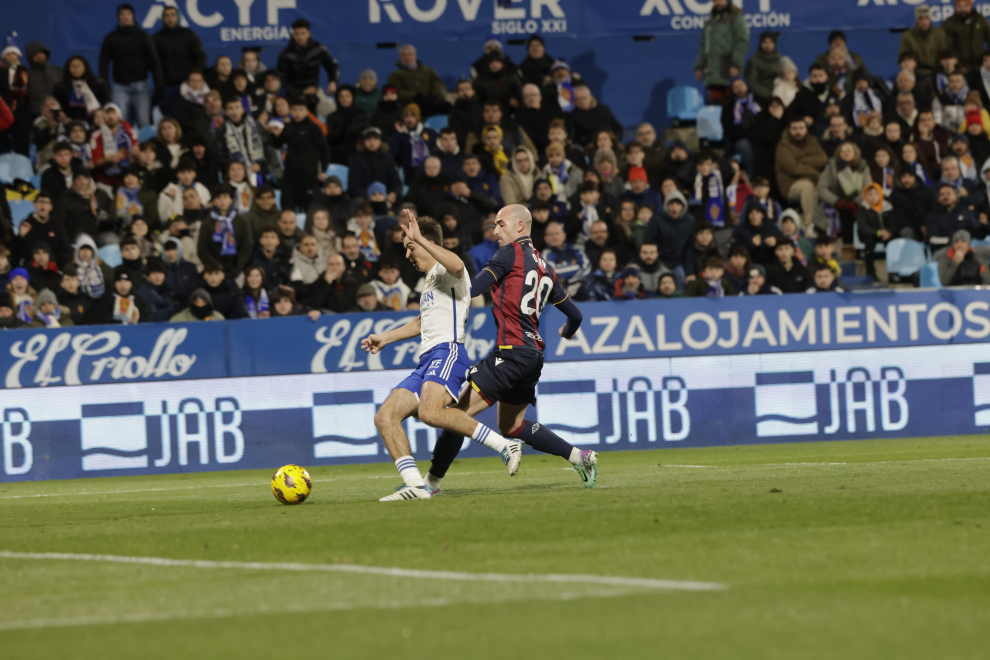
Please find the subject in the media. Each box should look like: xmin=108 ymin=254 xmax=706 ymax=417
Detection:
xmin=16 ymin=300 xmax=33 ymax=324
xmin=946 ymin=84 xmax=970 ymax=106
xmin=733 ymin=94 xmax=760 ymax=125
xmin=937 ymin=72 xmax=949 ymax=94
xmin=557 ymin=79 xmax=575 ymax=112
xmin=246 ymin=288 xmax=269 ymax=318
xmin=912 ymin=160 xmax=932 ymax=186
xmin=705 ymin=277 xmax=724 ymax=298
xmin=408 ymin=124 xmax=430 ymax=167
xmin=550 ymin=160 xmax=569 ymax=183
xmin=211 ymin=209 xmax=238 ymax=257
xmin=36 ymin=304 xmax=62 ymax=327
xmin=77 ymin=258 xmax=105 ymax=298
xmin=116 ymin=185 xmax=143 ymax=220
xmin=852 ymin=88 xmax=882 ymax=128
xmin=693 ymin=171 xmax=725 ymax=228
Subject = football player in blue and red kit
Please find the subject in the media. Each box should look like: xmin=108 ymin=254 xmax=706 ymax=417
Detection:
xmin=425 ymin=204 xmax=598 ymax=494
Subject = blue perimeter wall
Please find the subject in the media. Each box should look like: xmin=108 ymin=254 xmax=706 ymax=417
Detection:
xmin=4 ymin=0 xmax=914 ymax=132
xmin=2 ymin=290 xmax=990 ymax=482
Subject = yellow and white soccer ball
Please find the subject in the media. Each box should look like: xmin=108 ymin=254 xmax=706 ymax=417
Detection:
xmin=271 ymin=464 xmax=312 ymax=504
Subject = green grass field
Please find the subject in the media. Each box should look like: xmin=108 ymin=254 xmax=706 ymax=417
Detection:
xmin=1 ymin=437 xmax=989 ymax=659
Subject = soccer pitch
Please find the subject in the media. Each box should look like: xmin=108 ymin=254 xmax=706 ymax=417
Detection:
xmin=1 ymin=437 xmax=988 ymax=659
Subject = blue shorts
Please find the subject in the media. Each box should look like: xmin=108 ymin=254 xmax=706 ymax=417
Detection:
xmin=397 ymin=343 xmax=472 ymax=403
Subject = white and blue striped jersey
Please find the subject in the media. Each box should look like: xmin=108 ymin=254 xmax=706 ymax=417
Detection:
xmin=417 ymin=261 xmax=471 ymax=359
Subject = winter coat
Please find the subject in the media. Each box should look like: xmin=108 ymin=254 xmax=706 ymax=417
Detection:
xmin=751 ymin=109 xmax=786 ymax=184
xmin=26 ymin=43 xmax=62 ymax=115
xmin=541 ymin=243 xmax=591 ymax=293
xmin=354 ymin=86 xmax=381 ymax=119
xmin=449 ymin=96 xmax=483 ymax=150
xmin=685 ymin=276 xmax=737 ymax=298
xmin=814 ymin=158 xmax=871 ymax=229
xmin=276 ymin=38 xmax=339 ymax=97
xmin=899 ymin=26 xmax=948 ymax=77
xmin=196 ymin=213 xmax=253 ymax=279
xmin=326 ymin=97 xmax=371 ymax=164
xmin=541 ymin=160 xmax=583 ymax=205
xmin=98 ymin=24 xmax=164 ymax=88
xmin=348 ymin=149 xmax=402 ymax=200
xmin=389 ymin=125 xmax=440 ymax=183
xmin=274 ymin=117 xmax=330 ymax=175
xmin=290 ymin=246 xmax=329 ymax=285
xmin=694 ymin=4 xmax=750 ymax=88
xmin=84 ymin=290 xmax=149 ymax=325
xmin=53 ymin=188 xmax=113 ymax=242
xmin=568 ymin=102 xmax=623 ymax=149
xmin=775 ymin=129 xmax=829 ymax=196
xmin=28 ymin=305 xmax=74 ymax=328
xmin=384 ymin=61 xmax=448 ymax=104
xmin=721 ymin=94 xmax=759 ymax=143
xmin=621 ymin=188 xmax=664 ymax=214
xmin=56 ymin=287 xmax=93 ymax=325
xmin=576 ymin=269 xmax=618 ymax=302
xmin=241 ymin=203 xmax=282 ymax=242
xmin=52 ymin=63 xmax=110 ymax=123
xmin=500 ymin=147 xmax=538 ymax=205
xmin=14 ymin=214 xmax=73 ymax=267
xmin=942 ymin=10 xmax=990 ymax=71
xmin=644 ymin=191 xmax=696 ymax=275
xmin=170 ymin=307 xmax=224 ymax=322
xmin=152 ymin=26 xmax=207 ymax=86
xmin=372 ymin=99 xmax=403 ymax=141
xmin=249 ymin=244 xmax=293 ymax=290
xmin=515 ymin=104 xmax=559 ymax=154
xmin=431 ymin=148 xmax=465 ymax=182
xmin=912 ymin=125 xmax=952 ymax=179
xmin=926 ymin=203 xmax=983 ymax=250
xmin=936 ymin=245 xmax=990 ymax=285
xmin=692 ymin=241 xmax=721 ymax=280
xmin=856 ymin=201 xmax=896 ymax=243
xmin=889 ymin=184 xmax=936 ymax=237
xmin=519 ymin=54 xmax=555 ymax=87
xmin=138 ymin=280 xmax=175 ymax=323
xmin=733 ymin=201 xmax=785 ymax=266
xmin=200 ymin=279 xmax=249 ymax=319
xmin=172 ymin=95 xmax=212 ymax=146
xmin=162 ymin=250 xmax=199 ymax=306
xmin=744 ymin=49 xmax=782 ymax=101
xmin=767 ymin=259 xmax=811 ymax=294
xmin=302 ymin=275 xmax=358 ymax=313
xmin=790 ymin=83 xmax=837 ymax=137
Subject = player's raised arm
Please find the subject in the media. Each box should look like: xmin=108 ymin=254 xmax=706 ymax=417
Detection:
xmin=402 ymin=210 xmax=465 ymax=280
xmin=361 ymin=315 xmax=422 ymax=354
xmin=551 ymin=281 xmax=582 ymax=339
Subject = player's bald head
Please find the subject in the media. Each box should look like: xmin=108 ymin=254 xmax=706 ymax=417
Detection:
xmin=502 ymin=204 xmax=532 ymax=230
xmin=493 ymin=204 xmax=532 ymax=245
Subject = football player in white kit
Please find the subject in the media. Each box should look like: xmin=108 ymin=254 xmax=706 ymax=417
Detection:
xmin=362 ymin=211 xmax=523 ymax=501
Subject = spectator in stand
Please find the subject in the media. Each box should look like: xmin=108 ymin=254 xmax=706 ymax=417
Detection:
xmin=197 ymin=184 xmax=252 ymax=280
xmin=841 ymin=69 xmax=884 ymax=134
xmin=685 ymin=256 xmax=736 ymax=297
xmin=692 ymin=222 xmax=721 ymax=280
xmin=317 ymin=177 xmax=355 ymax=234
xmin=92 ymin=102 xmax=138 ymax=190
xmin=385 ymin=44 xmax=449 ymax=117
xmin=790 ymin=64 xmax=836 ymax=138
xmin=347 ymin=202 xmax=385 ymax=264
xmin=927 ymin=183 xmax=984 ymax=251
xmin=889 ymin=168 xmax=934 ymax=241
xmin=467 ymin=218 xmax=498 ymax=274
xmin=567 ymin=83 xmax=622 ymax=149
xmin=25 ymin=42 xmax=62 ymax=117
xmin=501 ymin=146 xmax=537 ymax=206
xmin=813 ymin=31 xmax=867 ymax=78
xmin=448 ymin=78 xmax=481 ymax=150
xmin=271 ymin=288 xmax=318 ymax=318
xmin=767 ymin=239 xmax=810 ymax=293
xmin=621 ymin=168 xmax=663 ymax=214
xmin=694 ymin=0 xmax=750 ymax=104
xmin=347 ymin=127 xmax=400 ymax=203
xmin=473 ymin=51 xmax=522 ymax=110
xmin=516 ymin=84 xmax=557 ymax=155
xmin=575 ymin=248 xmax=618 ymax=301
xmin=171 ymin=288 xmax=224 ymax=322
xmin=217 ymin=94 xmax=266 ymax=179
xmin=612 ymin=265 xmax=653 ymax=300
xmin=372 ymin=259 xmax=411 ymax=311
xmin=432 ymin=127 xmax=465 ymax=182
xmin=341 ymin=234 xmax=372 ymax=284
xmin=241 ymin=266 xmax=270 ymax=318
xmin=85 ymin=270 xmax=147 ymax=325
xmin=688 ymin=151 xmax=729 ymax=228
xmin=913 ymin=108 xmax=951 ymax=170
xmin=158 ymin=158 xmax=211 ymax=224
xmin=540 ymin=117 xmax=584 ymax=170
xmin=965 ymin=116 xmax=990 ymax=167
xmin=967 ymin=51 xmax=990 ymax=108
xmin=249 ymin=225 xmax=292 ymax=290
xmin=721 ymin=77 xmax=760 ymax=178
xmin=288 ymin=233 xmax=328 ymax=290
xmin=583 ymin=219 xmax=631 ymax=270
xmin=751 ymin=97 xmax=786 ymax=192
xmin=773 ymin=58 xmax=801 ymax=108
xmin=73 ymin=236 xmax=112 ymax=300
xmin=934 ymin=71 xmax=969 ymax=132
xmin=350 ymin=282 xmax=390 ymax=313
xmin=138 ymin=257 xmax=175 ymax=323
xmin=943 ymin=0 xmax=990 ymax=72
xmin=241 ymin=185 xmax=280 ymax=240
xmin=816 ymin=140 xmax=871 ymax=244
xmin=940 ymin=155 xmax=984 ymax=210
xmin=806 ymin=266 xmax=844 ymax=293
xmin=776 ymin=115 xmax=829 ymax=235
xmin=98 ymin=4 xmax=163 ymax=129
xmin=734 ymin=201 xmax=782 ymax=266
xmin=153 ymin=5 xmax=206 ymax=116
xmin=519 ymin=35 xmax=554 ymax=87
xmin=27 ymin=288 xmax=73 ymax=329
xmin=268 ymin=98 xmax=329 ymax=211
xmin=739 ymin=264 xmax=782 ymax=295
xmin=462 ymin=154 xmax=504 ymax=206
xmin=854 ymin=184 xmax=895 ymax=281
xmin=326 ymin=85 xmax=370 ymax=165
xmin=41 ymin=143 xmax=80 ymax=200
xmin=469 ymin=101 xmax=538 ymax=164
xmin=302 ymin=253 xmax=357 ymax=313
xmin=900 ymin=6 xmax=946 ymax=79
xmin=888 ymin=92 xmax=919 ymax=138
xmin=541 ymin=143 xmax=582 ymax=205
xmin=541 ymin=221 xmax=590 ymax=296
xmin=745 ymin=32 xmax=783 ymax=104
xmin=937 ymin=228 xmax=990 ymax=285
xmin=277 ymin=18 xmax=339 ymax=101
xmin=389 ymin=102 xmax=439 ymax=183
xmin=405 ymin=156 xmax=450 ymax=219
xmin=895 ymin=63 xmax=933 ymax=111
xmin=371 ymin=84 xmax=402 ymax=143
xmin=566 ymin=182 xmax=611 ymax=246
xmin=26 ymin=243 xmax=61 ymax=293
xmin=723 ymin=246 xmax=751 ymax=292
xmin=54 ymin=170 xmax=113 ymax=244
xmin=199 ymin=261 xmax=249 ymax=319
xmin=305 ymin=207 xmax=339 ymax=256
xmin=950 ymin=134 xmax=978 ymax=181
xmin=530 ymin=180 xmax=567 ymax=225
xmin=162 ymin=237 xmax=199 ymax=305
xmin=635 ymin=123 xmax=668 ymax=176
xmin=53 ymin=55 xmax=110 ymax=123
xmin=354 ymin=69 xmax=381 ymax=119
xmin=634 ymin=243 xmax=671 ymax=296
xmin=544 ymin=60 xmax=578 ymax=113
xmin=14 ymin=193 xmax=71 ymax=267
xmin=56 ymin=264 xmax=92 ymax=324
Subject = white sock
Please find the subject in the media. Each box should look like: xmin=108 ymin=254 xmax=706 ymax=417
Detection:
xmin=394 ymin=456 xmax=424 ymax=488
xmin=425 ymin=473 xmax=443 ymax=489
xmin=568 ymin=447 xmax=582 ymax=465
xmin=471 ymin=422 xmax=509 ymax=452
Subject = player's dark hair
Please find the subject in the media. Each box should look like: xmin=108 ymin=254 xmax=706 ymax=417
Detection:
xmin=416 ymin=216 xmax=443 ymax=246
xmin=705 ymin=256 xmax=724 ymax=270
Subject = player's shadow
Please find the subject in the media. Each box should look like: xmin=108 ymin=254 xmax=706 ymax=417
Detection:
xmin=440 ymin=482 xmax=574 ymax=498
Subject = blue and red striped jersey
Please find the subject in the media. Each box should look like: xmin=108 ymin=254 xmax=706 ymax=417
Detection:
xmin=483 ymin=237 xmax=569 ymax=351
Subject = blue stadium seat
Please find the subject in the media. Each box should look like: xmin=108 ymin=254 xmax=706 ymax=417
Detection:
xmin=325 ymin=163 xmax=348 ymax=192
xmin=296 ymin=212 xmax=307 ymax=230
xmin=138 ymin=126 xmax=158 ymax=143
xmin=918 ymin=261 xmax=941 ymax=288
xmin=0 ymin=153 xmax=34 ymax=183
xmin=425 ymin=115 xmax=449 ymax=132
xmin=151 ymin=106 xmax=163 ymax=130
xmin=275 ymin=189 xmax=282 ymax=209
xmin=98 ymin=244 xmax=123 ymax=268
xmin=885 ymin=238 xmax=927 ymax=278
xmin=667 ymin=86 xmax=703 ymax=122
xmin=972 ymin=237 xmax=990 ymax=248
xmin=29 ymin=174 xmax=41 ymax=190
xmin=696 ymin=106 xmax=723 ymax=142
xmin=8 ymin=199 xmax=34 ymax=228
xmin=852 ymin=223 xmax=884 ymax=254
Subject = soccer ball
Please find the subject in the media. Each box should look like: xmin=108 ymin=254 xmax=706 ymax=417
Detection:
xmin=271 ymin=465 xmax=312 ymax=505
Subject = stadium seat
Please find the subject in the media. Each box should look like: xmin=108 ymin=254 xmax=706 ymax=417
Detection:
xmin=918 ymin=261 xmax=941 ymax=288
xmin=972 ymin=237 xmax=990 ymax=248
xmin=666 ymin=86 xmax=703 ymax=122
xmin=151 ymin=106 xmax=163 ymax=130
xmin=138 ymin=126 xmax=158 ymax=143
xmin=296 ymin=212 xmax=306 ymax=230
xmin=885 ymin=238 xmax=927 ymax=278
xmin=325 ymin=163 xmax=348 ymax=192
xmin=424 ymin=115 xmax=449 ymax=132
xmin=8 ymin=199 xmax=34 ymax=228
xmin=852 ymin=223 xmax=885 ymax=254
xmin=98 ymin=244 xmax=123 ymax=268
xmin=0 ymin=153 xmax=34 ymax=183
xmin=696 ymin=106 xmax=723 ymax=142
xmin=275 ymin=189 xmax=282 ymax=208
xmin=29 ymin=174 xmax=41 ymax=190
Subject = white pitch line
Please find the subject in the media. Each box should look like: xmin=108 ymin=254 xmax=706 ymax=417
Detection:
xmin=0 ymin=551 xmax=726 ymax=592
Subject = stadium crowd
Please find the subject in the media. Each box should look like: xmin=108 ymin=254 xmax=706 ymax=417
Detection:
xmin=0 ymin=1 xmax=988 ymax=328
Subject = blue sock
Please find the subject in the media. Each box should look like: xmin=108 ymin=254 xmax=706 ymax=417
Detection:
xmin=508 ymin=420 xmax=574 ymax=460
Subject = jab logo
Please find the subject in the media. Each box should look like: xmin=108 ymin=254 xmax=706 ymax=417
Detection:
xmin=312 ymin=391 xmax=379 ymax=458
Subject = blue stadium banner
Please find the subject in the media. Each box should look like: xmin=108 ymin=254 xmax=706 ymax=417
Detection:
xmin=49 ymin=0 xmax=937 ymax=50
xmin=1 ymin=291 xmax=989 ymax=390
xmin=3 ymin=342 xmax=989 ymax=482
